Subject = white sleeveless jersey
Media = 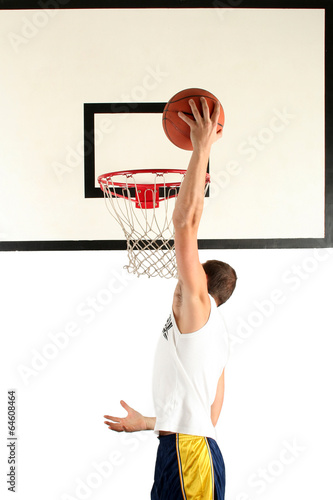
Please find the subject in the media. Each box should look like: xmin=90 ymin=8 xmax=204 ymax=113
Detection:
xmin=152 ymin=294 xmax=230 ymax=440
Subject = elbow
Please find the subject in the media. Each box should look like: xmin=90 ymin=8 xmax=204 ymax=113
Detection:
xmin=210 ymin=408 xmax=219 ymax=428
xmin=211 ymin=413 xmax=219 ymax=427
xmin=173 ymin=213 xmax=195 ymax=229
xmin=173 ymin=199 xmax=204 ymax=229
xmin=173 ymin=208 xmax=202 ymax=230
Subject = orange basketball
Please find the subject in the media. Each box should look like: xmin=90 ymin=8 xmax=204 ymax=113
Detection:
xmin=162 ymin=88 xmax=225 ymax=150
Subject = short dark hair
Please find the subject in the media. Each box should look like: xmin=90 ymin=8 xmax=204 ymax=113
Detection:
xmin=202 ymin=260 xmax=237 ymax=306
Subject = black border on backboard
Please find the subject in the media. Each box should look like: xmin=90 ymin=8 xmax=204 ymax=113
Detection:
xmin=84 ymin=102 xmax=210 ymax=199
xmin=0 ymin=0 xmax=332 ymax=250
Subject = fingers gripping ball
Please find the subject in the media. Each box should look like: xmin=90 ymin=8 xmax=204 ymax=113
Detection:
xmin=162 ymin=88 xmax=225 ymax=150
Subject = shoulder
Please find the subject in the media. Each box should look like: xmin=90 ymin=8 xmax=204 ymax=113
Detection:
xmin=172 ymin=281 xmax=211 ymax=334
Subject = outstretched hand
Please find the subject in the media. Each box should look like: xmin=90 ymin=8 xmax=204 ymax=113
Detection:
xmin=104 ymin=400 xmax=147 ymax=433
xmin=178 ymin=97 xmax=223 ymax=153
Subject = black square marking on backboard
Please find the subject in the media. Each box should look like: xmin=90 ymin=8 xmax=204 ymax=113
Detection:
xmin=83 ymin=102 xmax=210 ymax=199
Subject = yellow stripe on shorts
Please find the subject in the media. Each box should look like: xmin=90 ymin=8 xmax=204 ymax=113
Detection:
xmin=176 ymin=433 xmax=214 ymax=500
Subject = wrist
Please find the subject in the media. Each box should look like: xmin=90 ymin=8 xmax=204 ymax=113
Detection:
xmin=143 ymin=416 xmax=156 ymax=431
xmin=192 ymin=145 xmax=211 ymax=159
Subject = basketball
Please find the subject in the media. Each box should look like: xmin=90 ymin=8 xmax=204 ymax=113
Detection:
xmin=162 ymin=88 xmax=225 ymax=150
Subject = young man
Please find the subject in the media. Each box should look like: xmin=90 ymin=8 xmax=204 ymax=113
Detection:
xmin=104 ymin=98 xmax=237 ymax=499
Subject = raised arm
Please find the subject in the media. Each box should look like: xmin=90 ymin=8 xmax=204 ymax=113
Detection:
xmin=172 ymin=98 xmax=222 ymax=333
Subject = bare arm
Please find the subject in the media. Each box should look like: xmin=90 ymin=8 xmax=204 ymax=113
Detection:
xmin=172 ymin=98 xmax=223 ymax=333
xmin=104 ymin=400 xmax=156 ymax=432
xmin=173 ymin=97 xmax=222 ymax=232
xmin=211 ymin=369 xmax=225 ymax=427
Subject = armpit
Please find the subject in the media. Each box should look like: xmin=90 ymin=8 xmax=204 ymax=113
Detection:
xmin=173 ymin=282 xmax=183 ymax=307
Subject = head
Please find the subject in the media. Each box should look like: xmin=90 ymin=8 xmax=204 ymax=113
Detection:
xmin=202 ymin=260 xmax=237 ymax=307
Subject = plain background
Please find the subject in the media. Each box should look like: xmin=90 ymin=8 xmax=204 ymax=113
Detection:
xmin=1 ymin=6 xmax=332 ymax=500
xmin=0 ymin=248 xmax=333 ymax=499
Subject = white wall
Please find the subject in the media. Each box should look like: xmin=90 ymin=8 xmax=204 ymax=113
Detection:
xmin=1 ymin=247 xmax=332 ymax=499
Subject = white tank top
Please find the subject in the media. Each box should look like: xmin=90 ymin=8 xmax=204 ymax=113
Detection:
xmin=152 ymin=294 xmax=229 ymax=440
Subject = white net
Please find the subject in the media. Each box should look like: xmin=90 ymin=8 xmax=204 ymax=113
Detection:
xmin=99 ymin=170 xmax=185 ymax=278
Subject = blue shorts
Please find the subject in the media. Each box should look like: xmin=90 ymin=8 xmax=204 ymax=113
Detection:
xmin=151 ymin=433 xmax=225 ymax=500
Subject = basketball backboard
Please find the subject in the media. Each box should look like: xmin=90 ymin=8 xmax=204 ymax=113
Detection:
xmin=0 ymin=4 xmax=330 ymax=251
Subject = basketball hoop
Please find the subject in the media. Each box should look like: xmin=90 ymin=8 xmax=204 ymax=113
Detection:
xmin=98 ymin=169 xmax=210 ymax=278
